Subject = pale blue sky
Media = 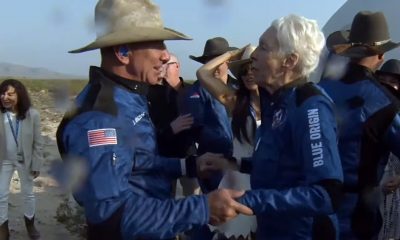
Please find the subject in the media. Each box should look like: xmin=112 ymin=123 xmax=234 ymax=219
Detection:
xmin=0 ymin=0 xmax=346 ymax=79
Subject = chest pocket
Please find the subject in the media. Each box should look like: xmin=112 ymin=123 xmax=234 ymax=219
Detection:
xmin=252 ymin=135 xmax=280 ymax=187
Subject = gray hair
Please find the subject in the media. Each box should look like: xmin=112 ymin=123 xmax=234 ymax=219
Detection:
xmin=167 ymin=53 xmax=179 ymax=64
xmin=271 ymin=14 xmax=325 ymax=77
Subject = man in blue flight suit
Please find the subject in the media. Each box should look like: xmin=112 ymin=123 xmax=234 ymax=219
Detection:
xmin=184 ymin=37 xmax=238 ymax=193
xmin=320 ymin=11 xmax=400 ymax=240
xmin=55 ymin=1 xmax=253 ymax=240
xmin=202 ymin=15 xmax=344 ymax=239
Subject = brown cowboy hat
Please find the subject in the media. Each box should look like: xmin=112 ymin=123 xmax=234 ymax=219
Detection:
xmin=69 ymin=0 xmax=191 ymax=53
xmin=376 ymin=59 xmax=400 ymax=79
xmin=190 ymin=37 xmax=237 ymax=64
xmin=327 ymin=11 xmax=400 ymax=58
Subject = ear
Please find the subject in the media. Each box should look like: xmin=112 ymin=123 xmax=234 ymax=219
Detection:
xmin=113 ymin=46 xmax=130 ymax=65
xmin=282 ymin=53 xmax=299 ymax=70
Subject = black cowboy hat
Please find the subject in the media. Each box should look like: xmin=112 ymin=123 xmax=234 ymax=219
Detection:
xmin=327 ymin=11 xmax=400 ymax=58
xmin=190 ymin=37 xmax=237 ymax=64
xmin=376 ymin=59 xmax=400 ymax=79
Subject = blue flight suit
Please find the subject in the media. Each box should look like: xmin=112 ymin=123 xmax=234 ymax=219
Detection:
xmin=238 ymin=80 xmax=343 ymax=240
xmin=181 ymin=78 xmax=236 ymax=239
xmin=320 ymin=63 xmax=400 ymax=240
xmin=56 ymin=67 xmax=208 ymax=240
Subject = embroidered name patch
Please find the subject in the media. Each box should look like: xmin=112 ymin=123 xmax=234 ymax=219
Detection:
xmin=87 ymin=128 xmax=117 ymax=147
xmin=189 ymin=92 xmax=200 ymax=99
xmin=132 ymin=112 xmax=146 ymax=126
xmin=307 ymin=108 xmax=324 ymax=167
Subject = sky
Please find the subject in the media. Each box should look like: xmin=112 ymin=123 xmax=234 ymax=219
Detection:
xmin=0 ymin=0 xmax=347 ymax=80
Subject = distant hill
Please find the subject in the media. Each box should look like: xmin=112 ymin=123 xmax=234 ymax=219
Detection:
xmin=0 ymin=62 xmax=85 ymax=80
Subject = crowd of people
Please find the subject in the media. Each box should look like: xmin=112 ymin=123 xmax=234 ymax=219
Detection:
xmin=0 ymin=0 xmax=399 ymax=240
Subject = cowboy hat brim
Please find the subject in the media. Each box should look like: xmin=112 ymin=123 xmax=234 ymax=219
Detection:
xmin=375 ymin=69 xmax=400 ymax=80
xmin=229 ymin=59 xmax=251 ymax=80
xmin=327 ymin=30 xmax=400 ymax=58
xmin=189 ymin=46 xmax=237 ymax=64
xmin=69 ymin=27 xmax=191 ymax=53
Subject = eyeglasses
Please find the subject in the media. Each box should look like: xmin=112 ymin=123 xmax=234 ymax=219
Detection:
xmin=167 ymin=62 xmax=178 ymax=66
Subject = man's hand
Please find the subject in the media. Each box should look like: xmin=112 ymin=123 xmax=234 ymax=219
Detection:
xmin=170 ymin=114 xmax=194 ymax=134
xmin=197 ymin=154 xmax=238 ymax=176
xmin=382 ymin=175 xmax=400 ymax=194
xmin=207 ymin=189 xmax=253 ymax=226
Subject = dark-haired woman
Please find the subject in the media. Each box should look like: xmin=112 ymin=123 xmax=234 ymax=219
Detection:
xmin=197 ymin=45 xmax=259 ymax=239
xmin=0 ymin=79 xmax=42 ymax=240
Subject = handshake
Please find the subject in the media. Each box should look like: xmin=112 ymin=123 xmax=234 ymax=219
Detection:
xmin=193 ymin=153 xmax=253 ymax=226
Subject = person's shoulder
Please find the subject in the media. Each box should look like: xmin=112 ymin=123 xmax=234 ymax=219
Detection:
xmin=295 ymin=82 xmax=329 ymax=107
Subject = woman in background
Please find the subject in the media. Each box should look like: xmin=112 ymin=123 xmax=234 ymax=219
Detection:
xmin=0 ymin=79 xmax=43 ymax=240
xmin=197 ymin=45 xmax=259 ymax=239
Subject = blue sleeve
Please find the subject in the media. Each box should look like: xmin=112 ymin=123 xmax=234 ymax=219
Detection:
xmin=385 ymin=112 xmax=400 ymax=158
xmin=122 ymin=193 xmax=209 ymax=239
xmin=239 ymin=97 xmax=343 ymax=216
xmin=133 ymin=148 xmax=183 ymax=178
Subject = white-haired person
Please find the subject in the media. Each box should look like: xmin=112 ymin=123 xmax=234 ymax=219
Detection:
xmin=147 ymin=54 xmax=200 ymax=197
xmin=56 ymin=0 xmax=253 ymax=240
xmin=201 ymin=14 xmax=343 ymax=239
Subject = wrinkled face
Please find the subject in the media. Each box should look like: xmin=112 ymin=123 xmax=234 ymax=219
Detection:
xmin=165 ymin=55 xmax=179 ymax=77
xmin=0 ymin=86 xmax=18 ymax=110
xmin=213 ymin=61 xmax=229 ymax=80
xmin=127 ymin=41 xmax=170 ymax=85
xmin=251 ymin=27 xmax=284 ymax=89
xmin=240 ymin=63 xmax=258 ymax=91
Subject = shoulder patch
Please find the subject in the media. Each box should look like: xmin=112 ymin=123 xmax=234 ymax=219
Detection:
xmin=296 ymin=83 xmax=323 ymax=107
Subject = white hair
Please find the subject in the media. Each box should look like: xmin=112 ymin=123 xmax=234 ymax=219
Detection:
xmin=167 ymin=53 xmax=179 ymax=64
xmin=271 ymin=14 xmax=325 ymax=77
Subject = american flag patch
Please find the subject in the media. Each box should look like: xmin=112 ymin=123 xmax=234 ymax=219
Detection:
xmin=87 ymin=128 xmax=117 ymax=147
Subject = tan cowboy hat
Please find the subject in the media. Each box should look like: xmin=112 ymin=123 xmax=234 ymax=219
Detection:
xmin=189 ymin=37 xmax=237 ymax=64
xmin=69 ymin=0 xmax=191 ymax=53
xmin=228 ymin=45 xmax=256 ymax=79
xmin=327 ymin=11 xmax=400 ymax=58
